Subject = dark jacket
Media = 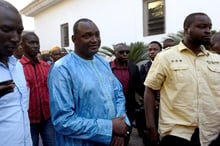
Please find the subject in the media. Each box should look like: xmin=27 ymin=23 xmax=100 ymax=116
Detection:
xmin=140 ymin=60 xmax=152 ymax=84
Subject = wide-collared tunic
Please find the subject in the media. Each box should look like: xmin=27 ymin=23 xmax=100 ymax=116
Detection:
xmin=48 ymin=53 xmax=129 ymax=146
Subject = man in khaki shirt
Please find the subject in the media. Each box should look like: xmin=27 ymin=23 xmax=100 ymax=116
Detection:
xmin=144 ymin=12 xmax=220 ymax=146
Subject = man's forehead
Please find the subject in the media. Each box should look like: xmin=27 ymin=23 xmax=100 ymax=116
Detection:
xmin=0 ymin=6 xmax=23 ymax=28
xmin=194 ymin=15 xmax=212 ymax=24
xmin=149 ymin=43 xmax=160 ymax=48
xmin=114 ymin=45 xmax=129 ymax=51
xmin=24 ymin=34 xmax=38 ymax=41
xmin=78 ymin=21 xmax=98 ymax=31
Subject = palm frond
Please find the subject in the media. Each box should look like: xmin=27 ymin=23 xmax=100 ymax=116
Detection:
xmin=98 ymin=46 xmax=114 ymax=57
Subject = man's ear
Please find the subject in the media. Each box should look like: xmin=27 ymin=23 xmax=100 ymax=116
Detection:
xmin=184 ymin=27 xmax=190 ymax=35
xmin=113 ymin=50 xmax=117 ymax=55
xmin=20 ymin=41 xmax=24 ymax=48
xmin=72 ymin=35 xmax=75 ymax=43
xmin=187 ymin=28 xmax=191 ymax=34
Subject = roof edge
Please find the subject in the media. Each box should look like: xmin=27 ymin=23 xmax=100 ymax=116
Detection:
xmin=20 ymin=0 xmax=63 ymax=17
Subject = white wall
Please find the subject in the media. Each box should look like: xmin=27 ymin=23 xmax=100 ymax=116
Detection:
xmin=34 ymin=0 xmax=220 ymax=51
xmin=165 ymin=0 xmax=220 ymax=34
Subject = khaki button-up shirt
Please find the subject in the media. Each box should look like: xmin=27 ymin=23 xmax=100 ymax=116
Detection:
xmin=145 ymin=42 xmax=220 ymax=146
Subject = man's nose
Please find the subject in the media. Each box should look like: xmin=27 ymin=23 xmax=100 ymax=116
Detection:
xmin=90 ymin=35 xmax=98 ymax=42
xmin=205 ymin=27 xmax=211 ymax=33
xmin=10 ymin=31 xmax=20 ymax=43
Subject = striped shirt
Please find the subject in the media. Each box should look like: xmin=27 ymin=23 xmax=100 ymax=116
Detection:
xmin=20 ymin=56 xmax=51 ymax=124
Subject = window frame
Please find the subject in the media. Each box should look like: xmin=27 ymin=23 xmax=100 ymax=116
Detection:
xmin=60 ymin=23 xmax=69 ymax=47
xmin=143 ymin=0 xmax=165 ymax=36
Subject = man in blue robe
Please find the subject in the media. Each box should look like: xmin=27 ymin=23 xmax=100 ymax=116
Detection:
xmin=48 ymin=18 xmax=130 ymax=146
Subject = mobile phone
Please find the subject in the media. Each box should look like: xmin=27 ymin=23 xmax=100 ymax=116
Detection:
xmin=0 ymin=80 xmax=15 ymax=97
xmin=0 ymin=80 xmax=14 ymax=86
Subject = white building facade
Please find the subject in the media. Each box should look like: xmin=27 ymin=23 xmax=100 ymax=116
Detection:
xmin=21 ymin=0 xmax=220 ymax=51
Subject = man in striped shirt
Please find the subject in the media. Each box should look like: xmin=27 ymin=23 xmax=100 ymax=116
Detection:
xmin=20 ymin=32 xmax=55 ymax=146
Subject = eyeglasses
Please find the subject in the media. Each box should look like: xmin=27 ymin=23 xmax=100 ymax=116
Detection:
xmin=118 ymin=50 xmax=130 ymax=54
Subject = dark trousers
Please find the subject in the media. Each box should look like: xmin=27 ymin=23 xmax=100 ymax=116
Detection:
xmin=30 ymin=119 xmax=55 ymax=146
xmin=160 ymin=128 xmax=220 ymax=146
xmin=160 ymin=135 xmax=193 ymax=146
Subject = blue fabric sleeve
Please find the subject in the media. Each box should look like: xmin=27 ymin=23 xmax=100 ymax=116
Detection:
xmin=111 ymin=72 xmax=131 ymax=126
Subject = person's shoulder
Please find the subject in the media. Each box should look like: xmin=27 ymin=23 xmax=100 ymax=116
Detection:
xmin=207 ymin=51 xmax=220 ymax=60
xmin=95 ymin=54 xmax=108 ymax=61
xmin=52 ymin=53 xmax=72 ymax=68
xmin=158 ymin=44 xmax=179 ymax=58
xmin=40 ymin=60 xmax=51 ymax=68
xmin=94 ymin=54 xmax=113 ymax=70
xmin=128 ymin=62 xmax=138 ymax=69
xmin=94 ymin=54 xmax=110 ymax=65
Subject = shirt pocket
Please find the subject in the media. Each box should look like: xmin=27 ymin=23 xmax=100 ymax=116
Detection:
xmin=207 ymin=64 xmax=220 ymax=86
xmin=207 ymin=64 xmax=220 ymax=109
xmin=170 ymin=63 xmax=189 ymax=83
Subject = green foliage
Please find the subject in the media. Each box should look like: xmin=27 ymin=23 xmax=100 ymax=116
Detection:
xmin=163 ymin=30 xmax=184 ymax=44
xmin=98 ymin=46 xmax=114 ymax=57
xmin=128 ymin=42 xmax=148 ymax=64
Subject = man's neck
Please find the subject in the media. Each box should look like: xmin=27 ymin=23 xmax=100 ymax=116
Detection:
xmin=24 ymin=54 xmax=38 ymax=63
xmin=115 ymin=59 xmax=128 ymax=67
xmin=183 ymin=39 xmax=201 ymax=55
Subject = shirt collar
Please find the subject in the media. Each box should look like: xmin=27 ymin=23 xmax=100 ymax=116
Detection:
xmin=8 ymin=56 xmax=17 ymax=66
xmin=111 ymin=59 xmax=128 ymax=69
xmin=0 ymin=56 xmax=17 ymax=67
xmin=177 ymin=41 xmax=209 ymax=56
xmin=20 ymin=55 xmax=40 ymax=64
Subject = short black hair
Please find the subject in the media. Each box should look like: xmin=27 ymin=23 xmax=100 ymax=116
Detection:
xmin=73 ymin=18 xmax=94 ymax=35
xmin=183 ymin=12 xmax=208 ymax=29
xmin=113 ymin=43 xmax=128 ymax=50
xmin=22 ymin=32 xmax=39 ymax=42
xmin=149 ymin=41 xmax=162 ymax=50
xmin=163 ymin=38 xmax=175 ymax=43
xmin=0 ymin=0 xmax=19 ymax=14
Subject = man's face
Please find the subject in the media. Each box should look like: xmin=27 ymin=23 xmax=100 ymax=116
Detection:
xmin=0 ymin=7 xmax=23 ymax=58
xmin=22 ymin=34 xmax=40 ymax=59
xmin=51 ymin=50 xmax=62 ymax=62
xmin=148 ymin=43 xmax=161 ymax=60
xmin=114 ymin=45 xmax=129 ymax=63
xmin=186 ymin=15 xmax=212 ymax=46
xmin=72 ymin=21 xmax=101 ymax=60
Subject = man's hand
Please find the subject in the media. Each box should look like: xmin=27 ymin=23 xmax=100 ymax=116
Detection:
xmin=145 ymin=127 xmax=158 ymax=144
xmin=0 ymin=80 xmax=15 ymax=97
xmin=110 ymin=135 xmax=124 ymax=146
xmin=112 ymin=115 xmax=129 ymax=137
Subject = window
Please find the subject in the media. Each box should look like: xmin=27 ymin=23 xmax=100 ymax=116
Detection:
xmin=60 ymin=23 xmax=69 ymax=47
xmin=143 ymin=0 xmax=165 ymax=36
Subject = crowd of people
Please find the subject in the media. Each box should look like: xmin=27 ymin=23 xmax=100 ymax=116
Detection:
xmin=1 ymin=0 xmax=220 ymax=146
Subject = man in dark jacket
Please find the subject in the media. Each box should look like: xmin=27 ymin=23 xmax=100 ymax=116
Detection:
xmin=110 ymin=43 xmax=144 ymax=145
